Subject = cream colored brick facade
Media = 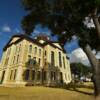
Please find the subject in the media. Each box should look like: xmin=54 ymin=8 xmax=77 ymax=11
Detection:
xmin=0 ymin=34 xmax=72 ymax=86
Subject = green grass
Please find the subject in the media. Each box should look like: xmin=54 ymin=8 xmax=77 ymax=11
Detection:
xmin=0 ymin=86 xmax=94 ymax=100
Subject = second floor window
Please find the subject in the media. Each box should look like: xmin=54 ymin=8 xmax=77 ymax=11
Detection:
xmin=45 ymin=50 xmax=46 ymax=56
xmin=39 ymin=49 xmax=41 ymax=56
xmin=28 ymin=55 xmax=31 ymax=65
xmin=51 ymin=51 xmax=55 ymax=66
xmin=29 ymin=45 xmax=32 ymax=53
xmin=59 ymin=52 xmax=62 ymax=67
xmin=34 ymin=47 xmax=37 ymax=54
xmin=38 ymin=58 xmax=41 ymax=65
xmin=63 ymin=56 xmax=66 ymax=69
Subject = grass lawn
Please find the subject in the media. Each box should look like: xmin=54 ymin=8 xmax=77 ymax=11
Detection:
xmin=0 ymin=86 xmax=94 ymax=100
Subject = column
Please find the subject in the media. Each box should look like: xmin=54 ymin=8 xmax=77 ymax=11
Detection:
xmin=15 ymin=66 xmax=23 ymax=84
xmin=47 ymin=68 xmax=51 ymax=86
xmin=3 ymin=67 xmax=9 ymax=84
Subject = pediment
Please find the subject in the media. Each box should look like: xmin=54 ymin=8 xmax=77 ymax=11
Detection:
xmin=53 ymin=43 xmax=62 ymax=49
xmin=9 ymin=37 xmax=20 ymax=45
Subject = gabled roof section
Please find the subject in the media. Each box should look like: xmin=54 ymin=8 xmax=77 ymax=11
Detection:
xmin=3 ymin=34 xmax=43 ymax=51
xmin=3 ymin=34 xmax=66 ymax=53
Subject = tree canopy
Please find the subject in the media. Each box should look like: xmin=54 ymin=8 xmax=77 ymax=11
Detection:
xmin=21 ymin=0 xmax=100 ymax=50
xmin=70 ymin=63 xmax=92 ymax=77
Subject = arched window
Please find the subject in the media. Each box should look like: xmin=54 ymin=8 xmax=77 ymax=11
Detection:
xmin=29 ymin=45 xmax=32 ymax=53
xmin=39 ymin=49 xmax=41 ymax=56
xmin=28 ymin=55 xmax=31 ymax=65
xmin=34 ymin=47 xmax=37 ymax=54
xmin=63 ymin=56 xmax=66 ymax=69
xmin=38 ymin=58 xmax=41 ymax=65
xmin=51 ymin=51 xmax=55 ymax=66
xmin=59 ymin=52 xmax=62 ymax=67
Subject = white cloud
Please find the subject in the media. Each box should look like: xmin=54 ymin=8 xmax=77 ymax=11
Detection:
xmin=2 ymin=25 xmax=11 ymax=32
xmin=69 ymin=48 xmax=90 ymax=66
xmin=69 ymin=48 xmax=100 ymax=66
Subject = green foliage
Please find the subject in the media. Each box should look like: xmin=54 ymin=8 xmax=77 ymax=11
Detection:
xmin=70 ymin=63 xmax=92 ymax=76
xmin=21 ymin=0 xmax=100 ymax=50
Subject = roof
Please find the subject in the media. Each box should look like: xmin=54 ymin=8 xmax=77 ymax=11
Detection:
xmin=3 ymin=34 xmax=66 ymax=53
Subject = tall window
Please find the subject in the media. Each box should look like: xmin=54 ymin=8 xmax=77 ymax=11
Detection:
xmin=14 ymin=69 xmax=17 ymax=80
xmin=38 ymin=58 xmax=41 ymax=65
xmin=63 ymin=56 xmax=66 ymax=69
xmin=28 ymin=55 xmax=31 ymax=65
xmin=32 ymin=70 xmax=35 ymax=80
xmin=43 ymin=71 xmax=47 ymax=81
xmin=34 ymin=47 xmax=37 ymax=54
xmin=37 ymin=71 xmax=41 ymax=80
xmin=51 ymin=71 xmax=53 ymax=80
xmin=39 ymin=49 xmax=41 ymax=56
xmin=33 ymin=57 xmax=36 ymax=64
xmin=51 ymin=51 xmax=55 ymax=66
xmin=51 ymin=72 xmax=56 ymax=80
xmin=29 ymin=45 xmax=32 ymax=53
xmin=59 ymin=52 xmax=62 ymax=67
xmin=10 ymin=70 xmax=13 ymax=80
xmin=24 ymin=70 xmax=29 ymax=80
xmin=60 ymin=72 xmax=63 ymax=83
xmin=45 ymin=50 xmax=46 ymax=56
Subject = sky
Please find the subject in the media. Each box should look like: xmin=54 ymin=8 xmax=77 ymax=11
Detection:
xmin=0 ymin=0 xmax=79 ymax=60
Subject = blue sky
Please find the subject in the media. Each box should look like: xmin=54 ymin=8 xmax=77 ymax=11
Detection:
xmin=0 ymin=0 xmax=79 ymax=59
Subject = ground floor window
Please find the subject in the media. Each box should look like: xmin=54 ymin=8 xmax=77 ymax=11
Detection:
xmin=37 ymin=71 xmax=41 ymax=80
xmin=43 ymin=71 xmax=47 ymax=81
xmin=51 ymin=71 xmax=56 ymax=81
xmin=10 ymin=70 xmax=13 ymax=80
xmin=60 ymin=72 xmax=63 ymax=84
xmin=32 ymin=70 xmax=35 ymax=80
xmin=1 ymin=71 xmax=5 ymax=83
xmin=14 ymin=69 xmax=17 ymax=80
xmin=24 ymin=70 xmax=29 ymax=80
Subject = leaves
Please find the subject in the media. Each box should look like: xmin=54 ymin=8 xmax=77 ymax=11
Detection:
xmin=21 ymin=0 xmax=100 ymax=50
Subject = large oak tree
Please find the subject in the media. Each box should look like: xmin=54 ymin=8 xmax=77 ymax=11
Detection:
xmin=21 ymin=0 xmax=100 ymax=98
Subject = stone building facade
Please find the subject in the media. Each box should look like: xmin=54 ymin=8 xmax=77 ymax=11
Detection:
xmin=0 ymin=34 xmax=72 ymax=86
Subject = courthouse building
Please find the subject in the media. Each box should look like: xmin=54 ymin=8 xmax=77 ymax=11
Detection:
xmin=0 ymin=34 xmax=71 ymax=86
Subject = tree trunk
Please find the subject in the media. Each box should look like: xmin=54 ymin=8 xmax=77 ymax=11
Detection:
xmin=92 ymin=8 xmax=100 ymax=39
xmin=83 ymin=44 xmax=100 ymax=97
xmin=93 ymin=17 xmax=100 ymax=39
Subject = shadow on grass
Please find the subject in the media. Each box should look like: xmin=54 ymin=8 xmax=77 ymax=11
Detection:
xmin=62 ymin=83 xmax=94 ymax=96
xmin=67 ymin=88 xmax=94 ymax=96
